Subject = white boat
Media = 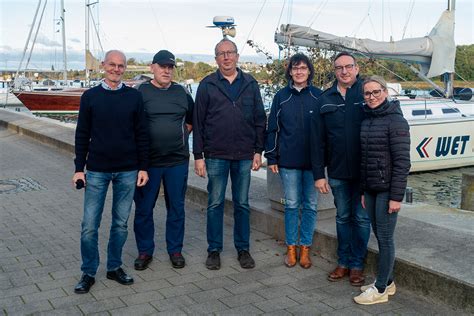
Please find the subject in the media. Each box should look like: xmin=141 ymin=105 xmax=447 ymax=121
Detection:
xmin=274 ymin=0 xmax=474 ymax=172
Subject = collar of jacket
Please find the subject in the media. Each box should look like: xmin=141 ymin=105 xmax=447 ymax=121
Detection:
xmin=326 ymin=75 xmax=362 ymax=97
xmin=208 ymin=68 xmax=253 ymax=101
xmin=364 ymin=98 xmax=402 ymax=117
xmin=288 ymin=80 xmax=311 ymax=94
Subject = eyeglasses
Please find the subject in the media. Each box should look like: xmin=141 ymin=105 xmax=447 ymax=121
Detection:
xmin=334 ymin=64 xmax=355 ymax=72
xmin=364 ymin=89 xmax=384 ymax=99
xmin=291 ymin=66 xmax=309 ymax=72
xmin=216 ymin=51 xmax=237 ymax=58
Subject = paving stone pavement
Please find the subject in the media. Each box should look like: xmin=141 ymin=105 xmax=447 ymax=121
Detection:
xmin=0 ymin=128 xmax=464 ymax=315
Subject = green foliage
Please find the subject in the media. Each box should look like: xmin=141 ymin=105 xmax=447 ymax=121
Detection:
xmin=455 ymin=45 xmax=474 ymax=81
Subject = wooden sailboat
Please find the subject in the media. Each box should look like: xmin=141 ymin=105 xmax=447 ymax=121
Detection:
xmin=13 ymin=0 xmax=101 ymax=114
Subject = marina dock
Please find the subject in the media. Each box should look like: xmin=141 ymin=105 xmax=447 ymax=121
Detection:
xmin=0 ymin=109 xmax=472 ymax=314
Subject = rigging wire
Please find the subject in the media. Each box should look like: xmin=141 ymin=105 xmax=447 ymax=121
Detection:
xmin=402 ymin=0 xmax=416 ymax=39
xmin=351 ymin=0 xmax=373 ymax=37
xmin=25 ymin=0 xmax=48 ymax=70
xmin=88 ymin=7 xmax=104 ymax=53
xmin=276 ymin=0 xmax=287 ymax=31
xmin=148 ymin=0 xmax=168 ymax=48
xmin=240 ymin=0 xmax=267 ymax=55
xmin=388 ymin=0 xmax=394 ymax=40
xmin=306 ymin=0 xmax=328 ymax=30
xmin=367 ymin=14 xmax=378 ymax=40
xmin=287 ymin=0 xmax=292 ymax=25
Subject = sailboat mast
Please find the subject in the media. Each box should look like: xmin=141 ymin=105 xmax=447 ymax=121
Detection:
xmin=60 ymin=0 xmax=68 ymax=84
xmin=85 ymin=0 xmax=90 ymax=86
xmin=445 ymin=0 xmax=455 ymax=98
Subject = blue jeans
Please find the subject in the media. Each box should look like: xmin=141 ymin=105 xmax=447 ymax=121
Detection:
xmin=134 ymin=162 xmax=188 ymax=255
xmin=205 ymin=158 xmax=252 ymax=253
xmin=80 ymin=170 xmax=137 ymax=277
xmin=328 ymin=177 xmax=370 ymax=270
xmin=280 ymin=168 xmax=318 ymax=246
xmin=364 ymin=191 xmax=398 ymax=290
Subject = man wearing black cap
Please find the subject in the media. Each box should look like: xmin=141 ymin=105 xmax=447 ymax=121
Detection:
xmin=133 ymin=50 xmax=194 ymax=270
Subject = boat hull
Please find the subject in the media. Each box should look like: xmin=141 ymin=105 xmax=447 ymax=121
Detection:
xmin=13 ymin=90 xmax=84 ymax=114
xmin=409 ymin=117 xmax=474 ymax=172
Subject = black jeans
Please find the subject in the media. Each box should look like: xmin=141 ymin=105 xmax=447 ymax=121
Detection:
xmin=364 ymin=191 xmax=398 ymax=290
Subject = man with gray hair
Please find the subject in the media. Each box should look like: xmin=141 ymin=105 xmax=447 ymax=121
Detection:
xmin=193 ymin=39 xmax=266 ymax=270
xmin=73 ymin=50 xmax=149 ymax=294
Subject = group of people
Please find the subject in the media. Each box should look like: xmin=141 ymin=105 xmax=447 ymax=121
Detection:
xmin=72 ymin=38 xmax=410 ymax=306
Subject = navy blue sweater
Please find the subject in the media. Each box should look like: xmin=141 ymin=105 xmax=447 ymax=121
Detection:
xmin=74 ymin=85 xmax=149 ymax=172
xmin=265 ymin=84 xmax=322 ymax=169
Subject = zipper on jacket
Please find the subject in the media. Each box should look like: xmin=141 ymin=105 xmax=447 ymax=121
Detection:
xmin=364 ymin=118 xmax=372 ymax=187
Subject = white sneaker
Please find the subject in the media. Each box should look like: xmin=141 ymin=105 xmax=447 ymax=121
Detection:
xmin=354 ymin=285 xmax=389 ymax=305
xmin=361 ymin=281 xmax=396 ymax=295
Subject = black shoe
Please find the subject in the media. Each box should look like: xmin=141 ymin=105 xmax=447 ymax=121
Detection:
xmin=74 ymin=274 xmax=95 ymax=294
xmin=169 ymin=253 xmax=185 ymax=269
xmin=134 ymin=253 xmax=153 ymax=271
xmin=106 ymin=267 xmax=134 ymax=285
xmin=206 ymin=251 xmax=221 ymax=270
xmin=238 ymin=250 xmax=255 ymax=269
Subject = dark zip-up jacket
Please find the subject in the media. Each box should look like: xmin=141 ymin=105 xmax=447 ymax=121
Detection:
xmin=193 ymin=69 xmax=266 ymax=160
xmin=310 ymin=77 xmax=365 ymax=180
xmin=360 ymin=99 xmax=411 ymax=201
xmin=265 ymin=83 xmax=322 ymax=169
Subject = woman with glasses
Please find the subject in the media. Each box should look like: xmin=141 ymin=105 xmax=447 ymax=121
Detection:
xmin=265 ymin=53 xmax=322 ymax=268
xmin=354 ymin=75 xmax=410 ymax=305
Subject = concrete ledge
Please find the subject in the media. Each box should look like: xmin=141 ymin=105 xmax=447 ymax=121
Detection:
xmin=1 ymin=108 xmax=472 ymax=312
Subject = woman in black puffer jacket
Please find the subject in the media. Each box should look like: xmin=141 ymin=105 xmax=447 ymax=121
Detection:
xmin=354 ymin=76 xmax=410 ymax=306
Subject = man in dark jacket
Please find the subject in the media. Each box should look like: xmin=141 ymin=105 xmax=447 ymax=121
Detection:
xmin=72 ymin=50 xmax=149 ymax=294
xmin=193 ymin=39 xmax=266 ymax=270
xmin=310 ymin=52 xmax=371 ymax=286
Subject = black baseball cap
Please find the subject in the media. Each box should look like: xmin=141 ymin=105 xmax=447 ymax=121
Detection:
xmin=152 ymin=50 xmax=176 ymax=66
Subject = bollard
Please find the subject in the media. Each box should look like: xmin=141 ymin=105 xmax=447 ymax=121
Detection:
xmin=461 ymin=173 xmax=474 ymax=211
xmin=405 ymin=187 xmax=413 ymax=203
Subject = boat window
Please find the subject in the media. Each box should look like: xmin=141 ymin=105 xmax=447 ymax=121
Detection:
xmin=412 ymin=109 xmax=433 ymax=116
xmin=442 ymin=108 xmax=459 ymax=114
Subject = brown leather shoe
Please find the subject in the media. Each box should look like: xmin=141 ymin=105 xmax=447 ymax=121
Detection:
xmin=284 ymin=245 xmax=297 ymax=267
xmin=328 ymin=266 xmax=349 ymax=282
xmin=299 ymin=246 xmax=312 ymax=269
xmin=349 ymin=269 xmax=366 ymax=286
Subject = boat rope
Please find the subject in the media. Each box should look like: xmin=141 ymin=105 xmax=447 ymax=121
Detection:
xmin=276 ymin=0 xmax=287 ymax=31
xmin=387 ymin=0 xmax=394 ymax=41
xmin=351 ymin=0 xmax=373 ymax=37
xmin=306 ymin=0 xmax=328 ymax=30
xmin=147 ymin=0 xmax=168 ymax=48
xmin=25 ymin=0 xmax=49 ymax=71
xmin=87 ymin=6 xmax=104 ymax=54
xmin=240 ymin=0 xmax=267 ymax=55
xmin=454 ymin=72 xmax=470 ymax=83
xmin=16 ymin=0 xmax=42 ymax=82
xmin=402 ymin=0 xmax=416 ymax=39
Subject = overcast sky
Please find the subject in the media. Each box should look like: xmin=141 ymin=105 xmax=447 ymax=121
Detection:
xmin=1 ymin=0 xmax=472 ymax=70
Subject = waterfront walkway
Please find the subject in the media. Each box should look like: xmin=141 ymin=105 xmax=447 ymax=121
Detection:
xmin=1 ymin=108 xmax=473 ymax=315
xmin=0 ymin=127 xmax=463 ymax=316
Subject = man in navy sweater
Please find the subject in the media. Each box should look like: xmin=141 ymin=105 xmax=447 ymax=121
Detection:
xmin=72 ymin=50 xmax=149 ymax=294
